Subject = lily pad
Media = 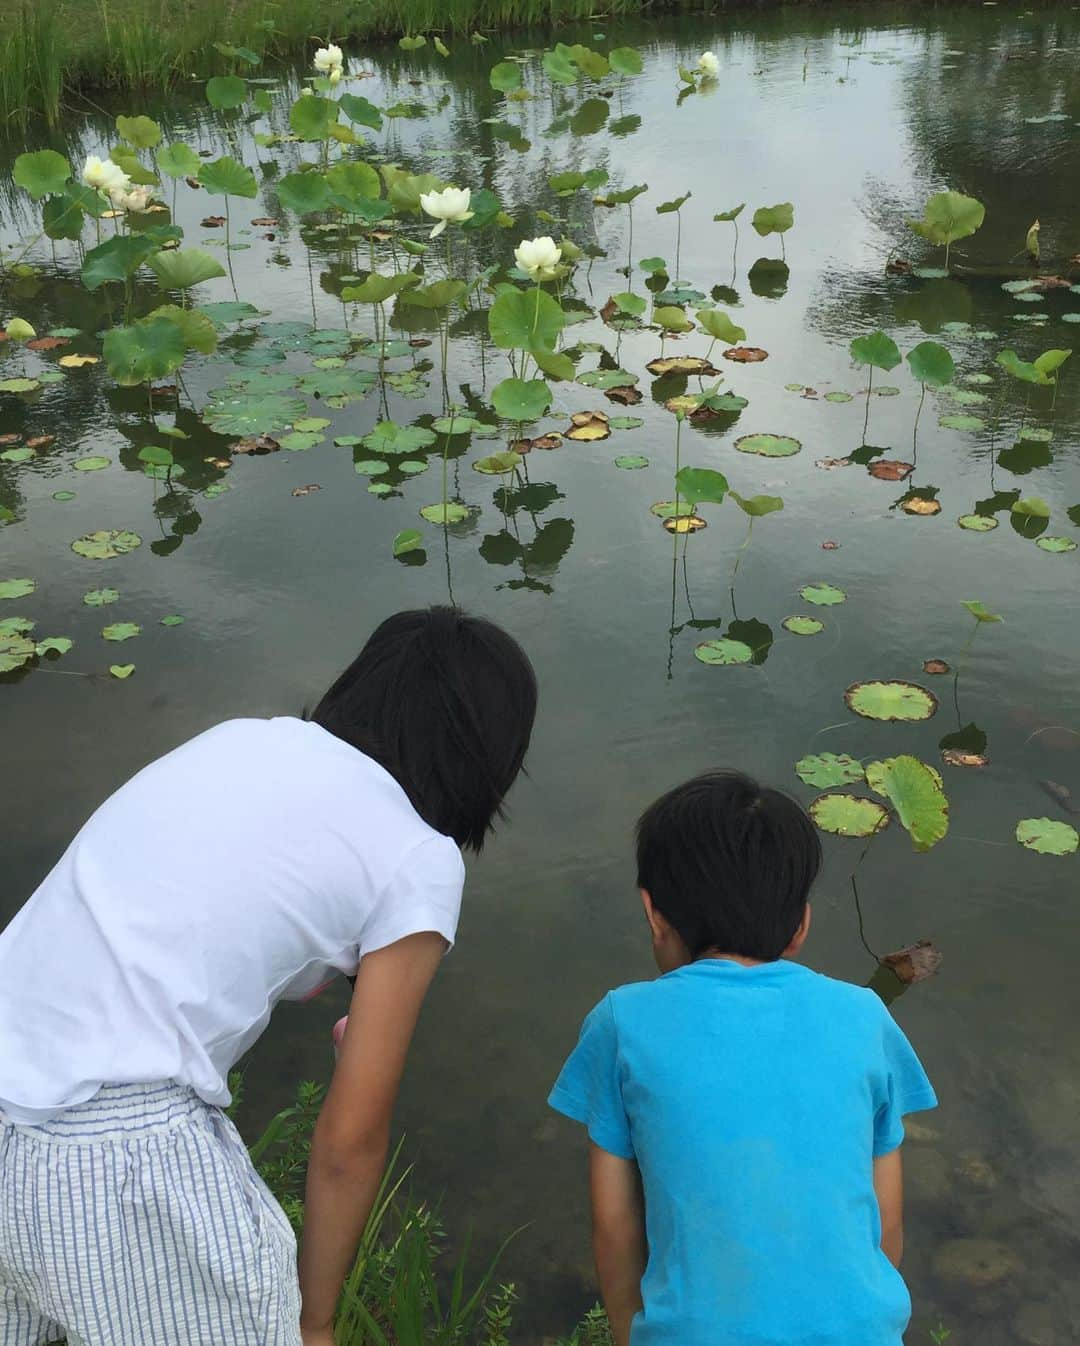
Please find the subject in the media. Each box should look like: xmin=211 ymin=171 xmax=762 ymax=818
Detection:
xmin=160 ymin=614 xmax=184 ymax=626
xmin=939 ymin=414 xmax=985 ymax=431
xmin=609 ymin=416 xmax=645 ymax=430
xmin=71 ymin=530 xmax=142 ymax=559
xmin=203 ymin=393 xmax=308 ymax=436
xmin=958 ymin=514 xmax=998 ymax=531
xmin=866 ymin=755 xmax=949 ymax=851
xmin=362 ymin=421 xmax=437 ymax=456
xmin=420 ymin=502 xmax=470 ymax=525
xmin=0 ymin=577 xmax=35 ymax=600
xmin=782 ymin=616 xmax=825 ymax=636
xmin=1035 ymin=535 xmax=1077 ymax=553
xmin=799 ymin=583 xmax=846 ymax=606
xmin=431 ymin=415 xmax=499 ymax=438
xmin=102 ymin=622 xmax=141 ymax=642
xmin=1015 ymin=817 xmax=1079 ymax=856
xmin=52 ymin=491 xmax=76 ymax=502
xmin=795 ymin=753 xmax=865 ymax=787
xmin=664 ymin=516 xmax=707 ymax=534
xmin=809 ymin=793 xmax=890 ymax=838
xmin=0 ymin=633 xmax=36 ymax=672
xmin=473 ymin=452 xmax=521 ymax=475
xmin=825 ymin=391 xmax=854 ymax=403
xmin=83 ymin=588 xmax=119 ymax=606
xmin=35 ymin=637 xmax=72 ymax=657
xmin=645 ymin=356 xmax=719 ymax=377
xmin=614 ymin=455 xmax=649 ymax=469
xmin=73 ymin=456 xmax=111 ymax=472
xmin=279 ymin=432 xmax=323 ymax=451
xmin=109 ymin=663 xmax=135 ymax=679
xmin=354 ymin=460 xmax=389 ymax=476
xmin=845 ymin=680 xmax=938 ymax=722
xmin=1 ymin=447 xmax=34 ymax=464
xmin=735 ymin=433 xmax=801 ymax=458
xmin=694 ymin=638 xmax=754 ymax=666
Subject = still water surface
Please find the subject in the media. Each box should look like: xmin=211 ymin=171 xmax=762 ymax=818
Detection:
xmin=2 ymin=4 xmax=1080 ymax=1338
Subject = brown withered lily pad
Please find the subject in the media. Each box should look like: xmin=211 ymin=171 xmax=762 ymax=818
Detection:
xmin=663 ymin=515 xmax=707 ymax=534
xmin=511 ymin=434 xmax=563 ymax=453
xmin=409 ymin=337 xmax=432 ymax=348
xmin=0 ymin=433 xmax=21 ymax=446
xmin=886 ymin=258 xmax=914 ymax=275
xmin=880 ymin=940 xmax=943 ymax=985
xmin=251 ymin=217 xmax=279 ymax=227
xmin=565 ymin=411 xmax=611 ymax=442
xmin=291 ymin=483 xmax=321 ymax=497
xmin=185 ymin=176 xmax=202 ymax=190
xmin=903 ymin=497 xmax=942 ymax=515
xmin=645 ymin=356 xmax=720 ymax=377
xmin=723 ymin=346 xmax=769 ymax=363
xmin=149 ymin=385 xmax=178 ymax=398
xmin=605 ymin=385 xmax=642 ymax=405
xmin=816 ymin=456 xmax=853 ymax=470
xmin=26 ymin=337 xmax=69 ymax=351
xmin=869 ymin=459 xmax=915 ymax=482
xmin=204 ymin=457 xmax=232 ymax=470
xmin=1031 ymin=274 xmax=1073 ymax=291
xmin=942 ymin=748 xmax=989 ymax=768
xmin=26 ymin=435 xmax=55 ymax=450
xmin=923 ymin=659 xmax=951 ymax=675
xmin=822 ymin=540 xmax=841 ymax=550
xmin=231 ymin=435 xmax=281 ymax=455
xmin=201 ymin=216 xmax=227 ymax=228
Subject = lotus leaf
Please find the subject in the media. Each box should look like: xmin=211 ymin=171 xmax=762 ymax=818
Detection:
xmin=751 ymin=202 xmax=794 ymax=237
xmin=907 ymin=191 xmax=985 ymax=248
xmin=795 ymin=753 xmax=865 ymax=787
xmin=103 ymin=319 xmax=186 ymax=387
xmin=866 ymin=755 xmax=949 ymax=852
xmin=83 ymin=589 xmax=119 ymax=606
xmin=961 ymin=600 xmax=1002 ymax=622
xmin=71 ymin=530 xmax=142 ymax=559
xmin=800 ymin=583 xmax=846 ymax=606
xmin=1015 ymin=817 xmax=1079 ymax=856
xmin=850 ymin=331 xmax=901 ymax=372
xmin=420 ymin=502 xmax=470 ymax=525
xmin=958 ymin=514 xmax=998 ymax=532
xmin=809 ymin=793 xmax=889 ymax=838
xmin=13 ymin=149 xmax=70 ymax=201
xmin=491 ymin=378 xmax=552 ymax=422
xmin=736 ymin=433 xmax=801 ymax=458
xmin=203 ymin=393 xmax=308 ymax=436
xmin=845 ymin=680 xmax=938 ymax=722
xmin=0 ymin=578 xmax=35 ymax=600
xmin=906 ymin=341 xmax=955 ymax=387
xmin=361 ymin=422 xmax=437 ymax=456
xmin=731 ymin=492 xmax=784 ymax=517
xmin=489 ymin=287 xmax=563 ymax=352
xmin=1036 ymin=535 xmax=1077 ymax=553
xmin=675 ymin=467 xmax=729 ymax=506
xmin=289 ymin=95 xmax=339 ymax=142
xmin=206 ymin=76 xmax=246 ymax=110
xmin=82 ymin=234 xmax=159 ymax=291
xmin=102 ymin=622 xmax=140 ymax=642
xmin=696 ymin=309 xmax=746 ymax=344
xmin=694 ymin=638 xmax=754 ymax=666
xmin=157 ymin=143 xmax=202 ymax=179
xmin=339 ymin=95 xmax=383 ymax=130
xmin=198 ymin=156 xmax=258 ymax=198
xmin=0 ymin=634 xmax=36 ymax=672
xmin=74 ymin=456 xmax=111 ymax=472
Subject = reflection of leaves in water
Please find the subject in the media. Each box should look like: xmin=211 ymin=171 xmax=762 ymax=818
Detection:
xmin=727 ymin=619 xmax=773 ymax=666
xmin=997 ymin=440 xmax=1053 ymax=475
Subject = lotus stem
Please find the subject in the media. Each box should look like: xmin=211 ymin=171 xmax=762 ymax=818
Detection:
xmin=862 ymin=365 xmax=873 ymax=443
xmin=224 ymin=194 xmax=239 ymax=303
xmin=627 ymin=203 xmax=634 ymax=279
xmin=913 ymin=383 xmax=926 ymax=463
xmin=675 ymin=210 xmax=682 ymax=280
xmin=731 ymin=516 xmax=753 ymax=588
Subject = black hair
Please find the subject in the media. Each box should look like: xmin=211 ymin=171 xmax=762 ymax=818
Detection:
xmin=312 ymin=607 xmax=537 ymax=853
xmin=635 ymin=770 xmax=822 ymax=961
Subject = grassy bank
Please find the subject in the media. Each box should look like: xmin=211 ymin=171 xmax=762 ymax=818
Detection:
xmin=0 ymin=0 xmax=697 ymax=131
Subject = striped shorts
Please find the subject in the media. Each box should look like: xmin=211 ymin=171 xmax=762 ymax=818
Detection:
xmin=0 ymin=1082 xmax=301 ymax=1346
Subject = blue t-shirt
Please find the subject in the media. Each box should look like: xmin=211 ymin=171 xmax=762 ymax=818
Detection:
xmin=548 ymin=959 xmax=937 ymax=1346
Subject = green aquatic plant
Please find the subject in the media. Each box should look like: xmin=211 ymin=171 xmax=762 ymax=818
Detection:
xmin=713 ymin=202 xmax=745 ymax=275
xmin=906 ymin=190 xmax=985 ymax=272
xmin=655 ymin=191 xmax=691 ymax=279
xmin=849 ymin=330 xmax=901 ymax=442
xmin=751 ymin=202 xmax=794 ymax=261
xmin=728 ymin=491 xmax=783 ymax=591
xmin=905 ymin=340 xmax=954 ymax=453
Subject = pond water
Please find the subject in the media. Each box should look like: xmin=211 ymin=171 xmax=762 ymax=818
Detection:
xmin=3 ymin=2 xmax=1080 ymax=1338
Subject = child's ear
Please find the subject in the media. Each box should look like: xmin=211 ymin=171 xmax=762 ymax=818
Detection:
xmin=784 ymin=902 xmax=812 ymax=958
xmin=640 ymin=888 xmax=666 ymax=944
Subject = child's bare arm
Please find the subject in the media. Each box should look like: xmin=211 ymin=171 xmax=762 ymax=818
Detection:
xmin=873 ymin=1147 xmax=904 ymax=1268
xmin=589 ymin=1143 xmax=646 ymax=1346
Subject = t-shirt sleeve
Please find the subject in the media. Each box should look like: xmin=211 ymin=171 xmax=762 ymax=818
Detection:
xmin=359 ymin=834 xmax=465 ymax=958
xmin=872 ymin=1004 xmax=938 ymax=1157
xmin=547 ymin=994 xmax=635 ymax=1161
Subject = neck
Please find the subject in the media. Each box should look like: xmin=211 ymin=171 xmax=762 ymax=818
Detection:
xmin=696 ymin=949 xmax=766 ymax=967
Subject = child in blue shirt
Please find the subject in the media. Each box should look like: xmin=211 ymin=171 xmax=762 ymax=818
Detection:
xmin=549 ymin=770 xmax=937 ymax=1346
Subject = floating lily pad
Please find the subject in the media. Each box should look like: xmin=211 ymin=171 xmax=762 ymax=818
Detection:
xmin=102 ymin=622 xmax=141 ymax=642
xmin=923 ymin=659 xmax=950 ymax=675
xmin=694 ymin=638 xmax=753 ymax=666
xmin=203 ymin=393 xmax=308 ymax=436
xmin=650 ymin=500 xmax=697 ymax=520
xmin=799 ymin=583 xmax=846 ymax=606
xmin=795 ymin=753 xmax=865 ymax=787
xmin=83 ymin=588 xmax=119 ymax=606
xmin=0 ymin=616 xmax=33 ymax=635
xmin=293 ymin=416 xmax=331 ymax=433
xmin=279 ymin=432 xmax=323 ymax=451
xmin=420 ymin=502 xmax=470 ymax=525
xmin=782 ymin=616 xmax=825 ymax=636
xmin=0 ymin=577 xmax=36 ymax=600
xmin=663 ymin=515 xmax=707 ymax=534
xmin=958 ymin=514 xmax=998 ymax=531
xmin=160 ymin=614 xmax=184 ymax=626
xmin=398 ymin=460 xmax=429 ymax=476
xmin=362 ymin=421 xmax=437 ymax=456
xmin=367 ymin=482 xmax=395 ymax=497
xmin=334 ymin=435 xmax=363 ymax=447
xmin=473 ymin=452 xmax=521 ymax=475
xmin=825 ymin=391 xmax=854 ymax=403
xmin=1018 ymin=426 xmax=1053 ymax=442
xmin=73 ymin=455 xmax=112 ymax=472
xmin=645 ymin=356 xmax=719 ymax=377
xmin=939 ymin=414 xmax=985 ymax=431
xmin=874 ymin=385 xmax=901 ymax=397
xmin=1015 ymin=817 xmax=1079 ymax=856
xmin=109 ymin=663 xmax=135 ymax=679
xmin=71 ymin=530 xmax=142 ymax=559
xmin=354 ymin=459 xmax=389 ymax=476
xmin=869 ymin=460 xmax=914 ymax=482
xmin=866 ymin=755 xmax=948 ymax=851
xmin=1035 ymin=535 xmax=1077 ymax=553
xmin=1 ymin=446 xmax=34 ymax=464
xmin=35 ymin=637 xmax=72 ymax=657
xmin=578 ymin=368 xmax=639 ymax=390
xmin=0 ymin=633 xmax=36 ymax=672
xmin=809 ymin=793 xmax=889 ymax=838
xmin=614 ymin=455 xmax=649 ymax=469
xmin=609 ymin=416 xmax=645 ymax=430
xmin=0 ymin=378 xmax=41 ymax=394
xmin=913 ymin=266 xmax=950 ymax=279
xmin=845 ymin=680 xmax=938 ymax=722
xmin=735 ymin=433 xmax=801 ymax=458
xmin=431 ymin=415 xmax=499 ymax=437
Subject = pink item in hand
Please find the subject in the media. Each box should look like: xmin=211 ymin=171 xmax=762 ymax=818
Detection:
xmin=332 ymin=1015 xmax=349 ymax=1058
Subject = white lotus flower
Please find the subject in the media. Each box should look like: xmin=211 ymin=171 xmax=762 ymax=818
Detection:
xmin=82 ymin=155 xmax=131 ymax=198
xmin=314 ymin=43 xmax=344 ymax=74
xmin=300 ymin=87 xmax=314 ymax=96
xmin=514 ymin=236 xmax=562 ymax=280
xmin=328 ymin=67 xmax=343 ymax=85
xmin=110 ymin=184 xmax=154 ymax=213
xmin=698 ymin=51 xmax=719 ymax=77
xmin=419 ymin=185 xmax=474 ymax=238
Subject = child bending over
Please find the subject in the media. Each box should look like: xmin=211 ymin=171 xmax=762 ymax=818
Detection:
xmin=549 ymin=770 xmax=936 ymax=1346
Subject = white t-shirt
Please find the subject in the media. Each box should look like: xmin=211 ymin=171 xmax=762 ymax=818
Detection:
xmin=0 ymin=717 xmax=465 ymax=1123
